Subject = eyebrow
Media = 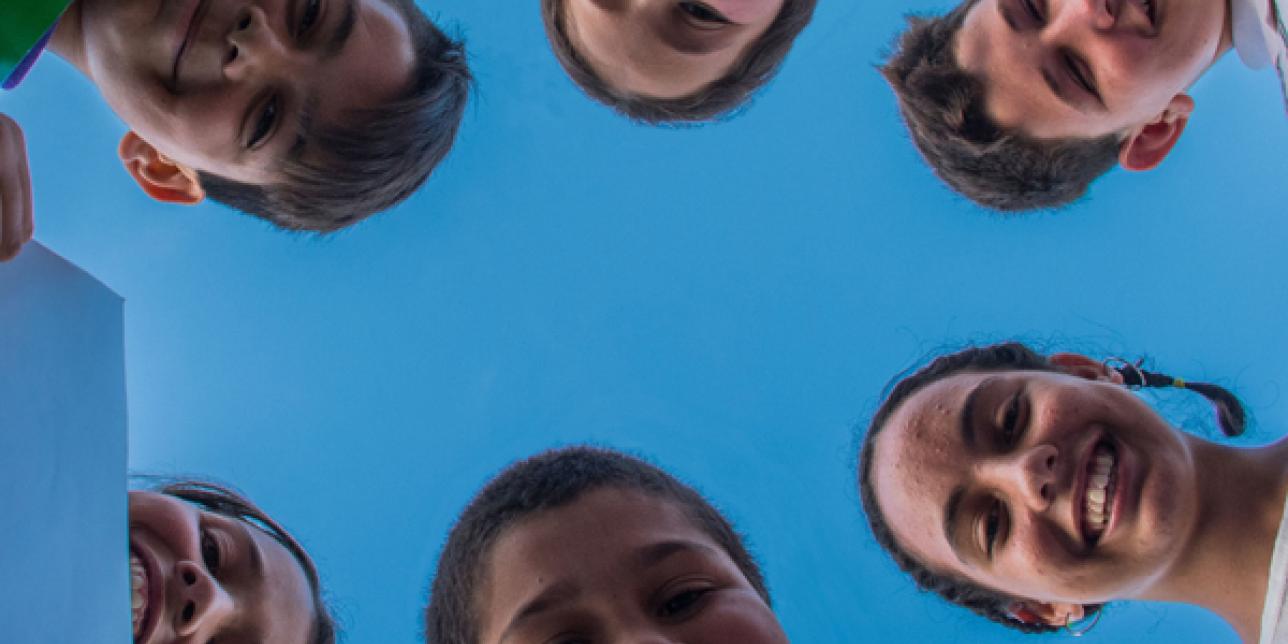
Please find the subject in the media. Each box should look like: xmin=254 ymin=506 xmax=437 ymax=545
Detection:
xmin=499 ymin=579 xmax=581 ymax=642
xmin=960 ymin=376 xmax=991 ymax=451
xmin=322 ymin=0 xmax=358 ymax=60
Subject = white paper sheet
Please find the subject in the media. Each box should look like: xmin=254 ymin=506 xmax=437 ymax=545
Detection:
xmin=0 ymin=242 xmax=127 ymax=643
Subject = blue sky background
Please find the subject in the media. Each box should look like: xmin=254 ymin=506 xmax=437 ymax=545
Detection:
xmin=5 ymin=0 xmax=1288 ymax=642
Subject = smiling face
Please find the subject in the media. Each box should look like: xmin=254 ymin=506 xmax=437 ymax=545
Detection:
xmin=475 ymin=488 xmax=789 ymax=644
xmin=562 ymin=0 xmax=786 ymax=99
xmin=870 ymin=368 xmax=1202 ymax=608
xmin=954 ymin=0 xmax=1229 ymax=140
xmin=128 ymin=491 xmax=317 ymax=644
xmin=72 ymin=0 xmax=415 ymax=184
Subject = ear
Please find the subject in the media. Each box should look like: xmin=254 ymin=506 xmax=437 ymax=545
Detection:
xmin=118 ymin=132 xmax=205 ymax=205
xmin=1007 ymin=600 xmax=1086 ymax=628
xmin=1118 ymin=95 xmax=1194 ymax=172
xmin=1048 ymin=353 xmax=1125 ymax=385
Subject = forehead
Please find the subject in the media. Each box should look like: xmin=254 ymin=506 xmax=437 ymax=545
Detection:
xmin=869 ymin=372 xmax=991 ymax=570
xmin=478 ymin=488 xmax=729 ymax=632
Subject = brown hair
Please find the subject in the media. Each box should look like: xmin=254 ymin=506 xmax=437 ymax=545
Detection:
xmin=198 ymin=0 xmax=471 ymax=231
xmin=155 ymin=479 xmax=337 ymax=644
xmin=855 ymin=342 xmax=1246 ymax=634
xmin=541 ymin=0 xmax=816 ymax=124
xmin=423 ymin=446 xmax=771 ymax=644
xmin=882 ymin=2 xmax=1121 ymax=212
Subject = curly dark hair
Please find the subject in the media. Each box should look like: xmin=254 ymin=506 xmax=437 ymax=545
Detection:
xmin=855 ymin=342 xmax=1245 ymax=634
xmin=882 ymin=1 xmax=1121 ymax=212
xmin=541 ymin=0 xmax=817 ymax=124
xmin=154 ymin=479 xmax=337 ymax=644
xmin=423 ymin=446 xmax=771 ymax=644
xmin=198 ymin=0 xmax=472 ymax=231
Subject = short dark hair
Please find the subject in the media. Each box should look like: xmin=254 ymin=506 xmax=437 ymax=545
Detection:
xmin=154 ymin=479 xmax=337 ymax=644
xmin=541 ymin=0 xmax=817 ymax=124
xmin=855 ymin=342 xmax=1246 ymax=634
xmin=198 ymin=0 xmax=471 ymax=232
xmin=424 ymin=446 xmax=771 ymax=644
xmin=882 ymin=2 xmax=1121 ymax=212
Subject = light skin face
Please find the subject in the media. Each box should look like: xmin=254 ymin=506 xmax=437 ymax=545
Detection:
xmin=954 ymin=0 xmax=1232 ymax=170
xmin=870 ymin=355 xmax=1203 ymax=625
xmin=476 ymin=487 xmax=790 ymax=644
xmin=563 ymin=0 xmax=785 ymax=99
xmin=128 ymin=491 xmax=317 ymax=644
xmin=51 ymin=0 xmax=415 ymax=203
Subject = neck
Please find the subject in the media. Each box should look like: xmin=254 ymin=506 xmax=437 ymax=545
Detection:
xmin=1142 ymin=436 xmax=1288 ymax=642
xmin=48 ymin=0 xmax=90 ymax=77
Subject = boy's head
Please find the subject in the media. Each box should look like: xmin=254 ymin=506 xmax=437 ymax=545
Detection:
xmin=424 ymin=446 xmax=787 ymax=644
xmin=542 ymin=0 xmax=816 ymax=124
xmin=67 ymin=0 xmax=470 ymax=231
xmin=884 ymin=0 xmax=1229 ymax=211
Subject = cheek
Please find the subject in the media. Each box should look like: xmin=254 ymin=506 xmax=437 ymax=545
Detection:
xmin=688 ymin=594 xmax=788 ymax=644
xmin=708 ymin=0 xmax=786 ymax=24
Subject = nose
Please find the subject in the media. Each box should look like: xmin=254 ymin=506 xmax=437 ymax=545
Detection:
xmin=172 ymin=560 xmax=234 ymax=638
xmin=979 ymin=443 xmax=1059 ymax=512
xmin=222 ymin=6 xmax=288 ymax=79
xmin=1046 ymin=0 xmax=1116 ymax=40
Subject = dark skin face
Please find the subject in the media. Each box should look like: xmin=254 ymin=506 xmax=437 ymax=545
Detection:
xmin=476 ymin=488 xmax=790 ymax=644
xmin=128 ymin=491 xmax=316 ymax=644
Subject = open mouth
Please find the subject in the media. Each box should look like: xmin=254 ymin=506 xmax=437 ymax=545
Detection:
xmin=1080 ymin=441 xmax=1118 ymax=546
xmin=129 ymin=545 xmax=161 ymax=643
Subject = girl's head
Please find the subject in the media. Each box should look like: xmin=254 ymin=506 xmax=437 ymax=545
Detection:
xmin=424 ymin=446 xmax=788 ymax=644
xmin=856 ymin=342 xmax=1245 ymax=633
xmin=129 ymin=481 xmax=335 ymax=644
xmin=541 ymin=0 xmax=817 ymax=124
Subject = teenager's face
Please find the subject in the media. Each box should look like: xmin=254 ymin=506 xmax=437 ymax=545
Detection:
xmin=477 ymin=488 xmax=790 ymax=644
xmin=128 ymin=491 xmax=316 ymax=644
xmin=870 ymin=367 xmax=1200 ymax=607
xmin=564 ymin=0 xmax=785 ymax=99
xmin=954 ymin=0 xmax=1228 ymax=139
xmin=76 ymin=0 xmax=415 ymax=183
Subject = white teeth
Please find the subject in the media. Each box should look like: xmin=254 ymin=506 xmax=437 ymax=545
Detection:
xmin=130 ymin=553 xmax=146 ymax=638
xmin=1083 ymin=446 xmax=1117 ymax=540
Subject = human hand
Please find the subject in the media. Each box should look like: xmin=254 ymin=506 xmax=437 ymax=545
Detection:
xmin=0 ymin=113 xmax=34 ymax=262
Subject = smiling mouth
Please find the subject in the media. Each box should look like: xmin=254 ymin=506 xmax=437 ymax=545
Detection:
xmin=1081 ymin=441 xmax=1118 ymax=546
xmin=171 ymin=0 xmax=210 ymax=93
xmin=130 ymin=550 xmax=150 ymax=641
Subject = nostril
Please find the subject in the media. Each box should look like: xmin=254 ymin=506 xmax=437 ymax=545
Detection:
xmin=1046 ymin=454 xmax=1056 ymax=469
xmin=1040 ymin=483 xmax=1052 ymax=502
xmin=183 ymin=570 xmax=197 ymax=585
xmin=225 ymin=46 xmax=238 ymax=65
xmin=182 ymin=602 xmax=195 ymax=623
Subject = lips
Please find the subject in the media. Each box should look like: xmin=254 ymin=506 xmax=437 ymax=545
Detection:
xmin=129 ymin=543 xmax=162 ymax=644
xmin=1077 ymin=441 xmax=1118 ymax=546
xmin=171 ymin=0 xmax=211 ymax=92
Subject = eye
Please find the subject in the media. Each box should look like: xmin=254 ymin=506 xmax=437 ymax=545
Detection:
xmin=299 ymin=0 xmax=322 ymax=34
xmin=983 ymin=500 xmax=1006 ymax=558
xmin=247 ymin=96 xmax=279 ymax=149
xmin=1000 ymin=390 xmax=1023 ymax=445
xmin=659 ymin=587 xmax=711 ymax=618
xmin=678 ymin=1 xmax=731 ymax=25
xmin=1020 ymin=0 xmax=1044 ymax=22
xmin=1063 ymin=53 xmax=1098 ymax=98
xmin=200 ymin=529 xmax=222 ymax=575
